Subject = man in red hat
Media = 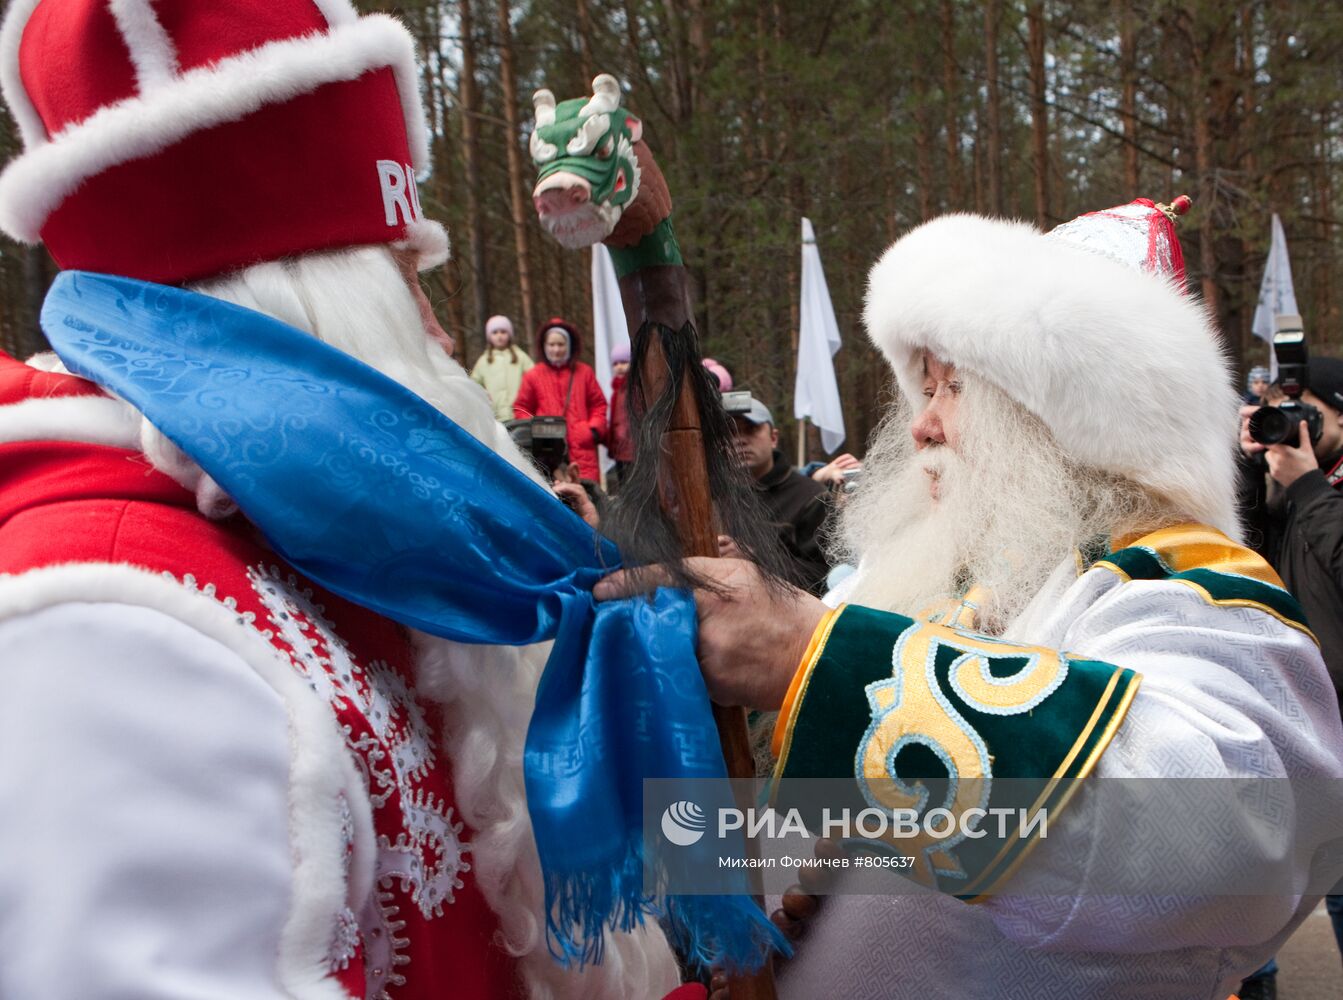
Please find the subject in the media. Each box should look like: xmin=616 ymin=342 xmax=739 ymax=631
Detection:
xmin=601 ymin=201 xmax=1343 ymax=999
xmin=0 ymin=2 xmax=682 ymax=998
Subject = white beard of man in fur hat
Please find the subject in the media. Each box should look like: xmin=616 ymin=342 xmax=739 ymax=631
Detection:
xmin=835 ymin=354 xmax=1169 ymax=635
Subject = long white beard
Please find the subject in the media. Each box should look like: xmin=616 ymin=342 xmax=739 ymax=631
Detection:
xmin=837 ymin=375 xmax=1168 ymax=632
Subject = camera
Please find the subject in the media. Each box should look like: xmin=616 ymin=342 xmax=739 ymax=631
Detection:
xmin=1251 ymin=401 xmax=1323 ymax=447
xmin=505 ymin=416 xmax=570 ymax=477
xmin=1248 ymin=315 xmax=1324 ymax=447
xmin=828 ymin=467 xmax=864 ymax=495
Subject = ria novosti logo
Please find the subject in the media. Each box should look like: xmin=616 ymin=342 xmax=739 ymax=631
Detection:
xmin=660 ymin=800 xmax=708 ymax=846
xmin=657 ymin=799 xmax=1049 ymax=847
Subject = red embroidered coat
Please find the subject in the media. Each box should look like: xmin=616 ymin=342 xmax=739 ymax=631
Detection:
xmin=0 ymin=353 xmax=520 ymax=1000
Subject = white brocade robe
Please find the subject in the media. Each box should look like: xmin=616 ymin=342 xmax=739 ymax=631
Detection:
xmin=775 ymin=527 xmax=1343 ymax=1000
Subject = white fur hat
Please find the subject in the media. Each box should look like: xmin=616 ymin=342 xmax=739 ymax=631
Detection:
xmin=863 ymin=203 xmax=1241 ymax=537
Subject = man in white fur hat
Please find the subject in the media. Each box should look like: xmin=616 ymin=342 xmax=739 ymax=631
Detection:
xmin=600 ymin=199 xmax=1343 ymax=998
xmin=0 ymin=2 xmax=689 ymax=998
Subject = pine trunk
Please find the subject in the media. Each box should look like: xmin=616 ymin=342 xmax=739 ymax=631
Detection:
xmin=1026 ymin=2 xmax=1050 ymax=227
xmin=496 ymin=0 xmax=536 ymax=340
xmin=1193 ymin=96 xmax=1220 ymax=319
xmin=1316 ymin=110 xmax=1337 ymax=333
xmin=913 ymin=67 xmax=935 ymax=222
xmin=984 ymin=0 xmax=1003 ymax=215
xmin=574 ymin=0 xmax=595 ymax=84
xmin=1120 ymin=0 xmax=1139 ymax=195
xmin=941 ymin=0 xmax=964 ymax=207
xmin=457 ymin=0 xmax=489 ymax=354
xmin=882 ymin=133 xmax=899 ymax=243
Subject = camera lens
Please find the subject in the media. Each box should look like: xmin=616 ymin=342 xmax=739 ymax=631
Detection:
xmin=1248 ymin=405 xmax=1294 ymax=445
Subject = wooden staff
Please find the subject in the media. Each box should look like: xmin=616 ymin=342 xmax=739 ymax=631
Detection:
xmin=531 ymin=75 xmax=777 ymax=996
xmin=619 ymin=264 xmax=778 ymax=1000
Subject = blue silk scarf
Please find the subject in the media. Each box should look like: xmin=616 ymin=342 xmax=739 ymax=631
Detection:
xmin=40 ymin=270 xmax=783 ymax=971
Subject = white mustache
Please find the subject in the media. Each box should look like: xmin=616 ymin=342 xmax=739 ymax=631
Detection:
xmin=920 ymin=447 xmax=956 ymax=479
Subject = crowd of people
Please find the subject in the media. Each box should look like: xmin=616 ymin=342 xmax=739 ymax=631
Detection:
xmin=468 ymin=310 xmax=860 ymax=597
xmin=2 ymin=4 xmax=1342 ymax=1000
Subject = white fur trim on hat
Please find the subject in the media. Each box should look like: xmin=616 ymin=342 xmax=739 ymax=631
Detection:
xmin=397 ymin=218 xmax=451 ymax=271
xmin=863 ymin=213 xmax=1241 ymax=537
xmin=106 ymin=0 xmax=179 ymax=91
xmin=309 ymin=0 xmax=359 ymax=27
xmin=0 ymin=13 xmax=430 ymax=243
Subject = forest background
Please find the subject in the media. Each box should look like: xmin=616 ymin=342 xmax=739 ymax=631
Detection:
xmin=0 ymin=0 xmax=1339 ymax=459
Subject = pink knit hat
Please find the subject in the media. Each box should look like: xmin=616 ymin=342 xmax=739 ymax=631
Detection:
xmin=701 ymin=357 xmax=732 ymax=391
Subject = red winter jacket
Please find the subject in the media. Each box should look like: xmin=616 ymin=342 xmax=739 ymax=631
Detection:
xmin=512 ymin=319 xmax=608 ymax=480
xmin=608 ymin=373 xmax=633 ymax=463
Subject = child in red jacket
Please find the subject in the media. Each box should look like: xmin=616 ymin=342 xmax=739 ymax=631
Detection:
xmin=512 ymin=318 xmax=607 ymax=480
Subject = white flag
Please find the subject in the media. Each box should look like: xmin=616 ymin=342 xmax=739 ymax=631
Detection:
xmin=591 ymin=243 xmax=628 ymax=395
xmin=591 ymin=244 xmax=628 ymax=473
xmin=1251 ymin=214 xmax=1299 ymax=380
xmin=794 ymin=217 xmax=846 ymax=453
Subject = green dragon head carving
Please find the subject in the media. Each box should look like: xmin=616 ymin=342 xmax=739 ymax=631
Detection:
xmin=530 ymin=73 xmax=642 ymax=249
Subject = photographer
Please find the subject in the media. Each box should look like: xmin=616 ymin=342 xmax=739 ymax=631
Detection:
xmin=502 ymin=416 xmax=604 ymax=530
xmin=1237 ymin=350 xmax=1343 ymax=1000
xmin=1238 ymin=356 xmax=1343 ymax=699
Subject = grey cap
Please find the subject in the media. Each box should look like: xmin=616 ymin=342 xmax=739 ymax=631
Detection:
xmin=739 ymin=396 xmax=774 ymax=426
xmin=722 ymin=389 xmax=775 ymax=425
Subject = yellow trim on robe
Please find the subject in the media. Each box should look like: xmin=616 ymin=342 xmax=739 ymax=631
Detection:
xmin=1108 ymin=522 xmax=1285 ymax=588
xmin=771 ymin=605 xmax=844 ymax=763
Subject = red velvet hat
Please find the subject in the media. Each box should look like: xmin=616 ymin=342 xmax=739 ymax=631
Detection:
xmin=0 ymin=0 xmax=448 ymax=284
